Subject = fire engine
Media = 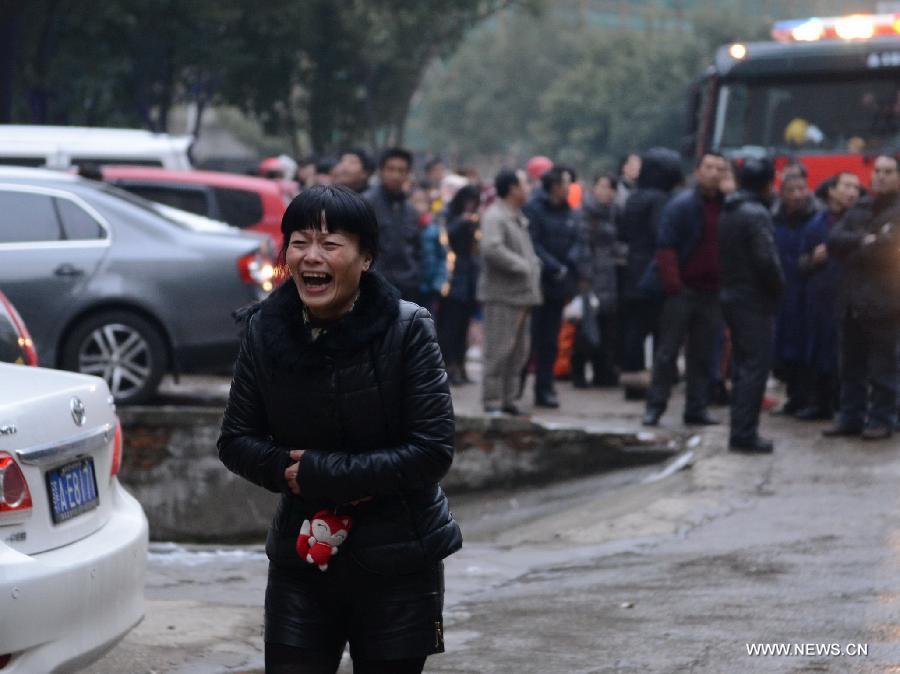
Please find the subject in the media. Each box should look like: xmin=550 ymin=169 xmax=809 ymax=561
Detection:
xmin=687 ymin=12 xmax=900 ymax=187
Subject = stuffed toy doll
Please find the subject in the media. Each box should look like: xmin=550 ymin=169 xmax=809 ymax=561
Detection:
xmin=296 ymin=509 xmax=352 ymax=571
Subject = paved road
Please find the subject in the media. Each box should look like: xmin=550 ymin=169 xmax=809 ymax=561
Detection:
xmin=433 ymin=414 xmax=900 ymax=674
xmin=90 ymin=374 xmax=900 ymax=673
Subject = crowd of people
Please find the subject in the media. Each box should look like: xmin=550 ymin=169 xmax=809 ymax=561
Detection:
xmin=264 ymin=144 xmax=900 ymax=452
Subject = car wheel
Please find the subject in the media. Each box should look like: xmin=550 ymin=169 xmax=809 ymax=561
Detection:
xmin=62 ymin=311 xmax=167 ymax=405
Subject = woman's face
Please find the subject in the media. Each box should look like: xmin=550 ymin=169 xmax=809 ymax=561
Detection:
xmin=286 ymin=227 xmax=372 ymax=321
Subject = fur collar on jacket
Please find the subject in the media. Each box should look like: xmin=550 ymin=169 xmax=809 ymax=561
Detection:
xmin=235 ymin=270 xmax=401 ymax=371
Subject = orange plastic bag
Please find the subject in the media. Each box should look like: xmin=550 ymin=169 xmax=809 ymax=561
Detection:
xmin=554 ymin=320 xmax=577 ymax=378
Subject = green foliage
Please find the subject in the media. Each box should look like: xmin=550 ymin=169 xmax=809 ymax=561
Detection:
xmin=8 ymin=0 xmax=242 ymax=129
xmin=417 ymin=9 xmax=578 ymax=159
xmin=2 ymin=0 xmax=524 ymax=155
xmin=415 ymin=3 xmax=769 ymax=174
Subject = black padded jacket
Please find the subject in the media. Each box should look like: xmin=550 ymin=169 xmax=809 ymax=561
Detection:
xmin=717 ymin=190 xmax=785 ymax=314
xmin=217 ymin=271 xmax=462 ymax=575
xmin=827 ymin=192 xmax=900 ymax=319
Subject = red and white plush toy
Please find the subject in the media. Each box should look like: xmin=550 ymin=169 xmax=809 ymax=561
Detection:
xmin=296 ymin=509 xmax=352 ymax=571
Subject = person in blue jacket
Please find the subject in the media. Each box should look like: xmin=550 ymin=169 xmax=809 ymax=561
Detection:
xmin=772 ymin=170 xmax=819 ymax=415
xmin=795 ymin=172 xmax=861 ymax=420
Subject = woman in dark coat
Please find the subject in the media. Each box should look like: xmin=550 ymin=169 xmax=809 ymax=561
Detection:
xmin=576 ymin=173 xmax=622 ymax=386
xmin=218 ymin=185 xmax=462 ymax=674
xmin=437 ymin=185 xmax=481 ymax=385
xmin=772 ymin=173 xmax=819 ymax=414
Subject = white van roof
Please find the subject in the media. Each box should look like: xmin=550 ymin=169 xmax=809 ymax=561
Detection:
xmin=0 ymin=125 xmax=193 ymax=169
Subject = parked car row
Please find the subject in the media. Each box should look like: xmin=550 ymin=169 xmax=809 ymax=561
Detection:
xmin=0 ymin=167 xmax=277 ymax=404
xmin=0 ymin=126 xmax=292 ymax=671
xmin=101 ymin=165 xmax=292 ymax=248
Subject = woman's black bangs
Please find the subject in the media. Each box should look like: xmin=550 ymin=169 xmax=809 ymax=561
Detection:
xmin=282 ymin=187 xmax=369 ymax=238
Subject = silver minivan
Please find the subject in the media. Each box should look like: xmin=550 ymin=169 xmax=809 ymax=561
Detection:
xmin=0 ymin=168 xmax=274 ymax=403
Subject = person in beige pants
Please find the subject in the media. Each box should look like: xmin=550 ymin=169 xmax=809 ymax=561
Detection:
xmin=478 ymin=169 xmax=543 ymax=415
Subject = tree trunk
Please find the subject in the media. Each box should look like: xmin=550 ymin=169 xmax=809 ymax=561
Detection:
xmin=0 ymin=3 xmax=25 ymax=123
xmin=156 ymin=47 xmax=175 ymax=132
xmin=32 ymin=0 xmax=63 ymax=123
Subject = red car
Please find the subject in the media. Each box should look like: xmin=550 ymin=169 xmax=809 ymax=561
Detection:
xmin=102 ymin=166 xmax=293 ymax=248
xmin=0 ymin=289 xmax=38 ymax=366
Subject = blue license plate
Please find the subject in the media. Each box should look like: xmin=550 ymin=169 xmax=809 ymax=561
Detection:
xmin=46 ymin=457 xmax=99 ymax=523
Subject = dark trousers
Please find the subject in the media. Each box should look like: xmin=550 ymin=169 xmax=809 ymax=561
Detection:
xmin=437 ymin=298 xmax=475 ymax=369
xmin=620 ymin=298 xmax=661 ymax=372
xmin=571 ymin=313 xmax=619 ymax=385
xmin=837 ymin=311 xmax=900 ymax=431
xmin=647 ymin=289 xmax=721 ymax=417
xmin=531 ymin=300 xmax=565 ymax=397
xmin=803 ymin=368 xmax=838 ymax=415
xmin=723 ymin=301 xmax=774 ymax=444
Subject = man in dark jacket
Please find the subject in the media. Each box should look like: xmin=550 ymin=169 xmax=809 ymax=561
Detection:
xmin=718 ymin=158 xmax=785 ymax=452
xmin=824 ymin=153 xmax=900 ymax=440
xmin=643 ymin=152 xmax=728 ymax=426
xmin=335 ymin=148 xmax=374 ymax=194
xmin=524 ymin=167 xmax=584 ymax=407
xmin=795 ymin=172 xmax=861 ymax=420
xmin=616 ymin=147 xmax=684 ymax=398
xmin=363 ymin=147 xmax=423 ymax=303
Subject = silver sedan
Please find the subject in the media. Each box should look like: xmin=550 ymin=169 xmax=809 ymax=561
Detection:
xmin=0 ymin=168 xmax=275 ymax=403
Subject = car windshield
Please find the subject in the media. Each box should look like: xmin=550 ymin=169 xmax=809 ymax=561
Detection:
xmin=714 ymin=75 xmax=899 ymax=155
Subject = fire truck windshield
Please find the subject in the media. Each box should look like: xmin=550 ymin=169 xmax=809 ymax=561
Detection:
xmin=714 ymin=76 xmax=899 ymax=155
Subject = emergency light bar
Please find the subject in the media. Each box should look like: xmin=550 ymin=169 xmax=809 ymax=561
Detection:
xmin=772 ymin=13 xmax=900 ymax=42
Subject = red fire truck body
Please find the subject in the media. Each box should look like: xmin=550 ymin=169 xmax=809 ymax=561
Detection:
xmin=689 ymin=13 xmax=900 ymax=188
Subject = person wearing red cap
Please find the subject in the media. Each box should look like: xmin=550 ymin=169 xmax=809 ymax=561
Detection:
xmin=526 ymin=156 xmax=554 ymax=193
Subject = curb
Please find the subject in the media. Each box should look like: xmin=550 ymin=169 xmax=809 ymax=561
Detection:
xmin=117 ymin=406 xmax=685 ymax=542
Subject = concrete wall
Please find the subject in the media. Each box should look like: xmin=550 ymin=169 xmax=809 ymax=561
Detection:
xmin=118 ymin=407 xmax=681 ymax=542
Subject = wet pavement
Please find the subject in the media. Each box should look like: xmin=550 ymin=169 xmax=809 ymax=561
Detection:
xmin=90 ymin=374 xmax=900 ymax=673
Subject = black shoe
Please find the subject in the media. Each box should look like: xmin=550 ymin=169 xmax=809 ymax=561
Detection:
xmin=572 ymin=379 xmax=589 ymax=390
xmin=535 ymin=392 xmax=560 ymax=408
xmin=822 ymin=424 xmax=862 ymax=438
xmin=502 ymin=403 xmax=528 ymax=417
xmin=729 ymin=437 xmax=774 ymax=453
xmin=862 ymin=426 xmax=893 ymax=441
xmin=794 ymin=406 xmax=833 ymax=421
xmin=683 ymin=412 xmax=720 ymax=426
xmin=643 ymin=408 xmax=664 ymax=427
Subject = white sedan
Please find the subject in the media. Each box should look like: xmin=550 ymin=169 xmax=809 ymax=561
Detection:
xmin=0 ymin=363 xmax=148 ymax=673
